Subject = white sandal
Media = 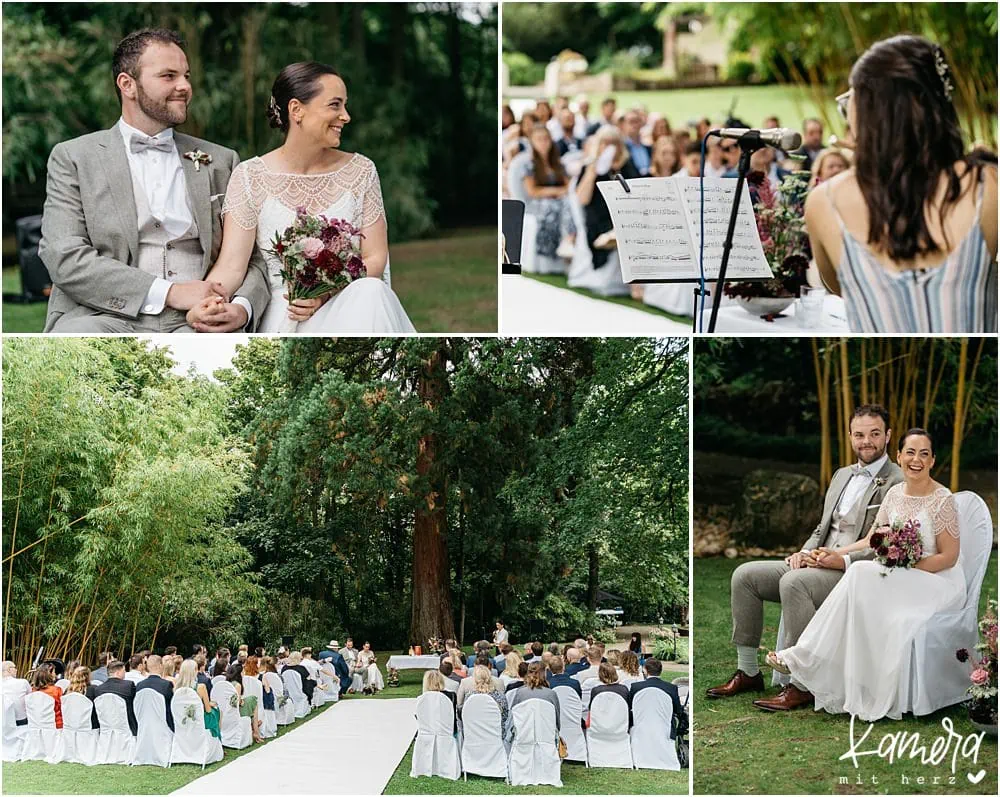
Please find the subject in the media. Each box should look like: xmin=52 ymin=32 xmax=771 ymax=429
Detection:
xmin=766 ymin=650 xmax=791 ymax=675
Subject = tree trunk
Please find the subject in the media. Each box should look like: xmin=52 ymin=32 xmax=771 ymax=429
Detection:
xmin=587 ymin=544 xmax=599 ymax=612
xmin=456 ymin=488 xmax=466 ymax=645
xmin=409 ymin=347 xmax=455 ymax=644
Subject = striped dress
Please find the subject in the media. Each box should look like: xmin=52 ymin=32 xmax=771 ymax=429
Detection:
xmin=828 ymin=177 xmax=996 ymax=332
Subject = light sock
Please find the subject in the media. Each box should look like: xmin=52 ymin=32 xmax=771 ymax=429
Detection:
xmin=737 ymin=645 xmax=760 ymax=676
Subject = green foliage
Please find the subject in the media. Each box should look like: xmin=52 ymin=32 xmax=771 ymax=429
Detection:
xmin=724 ymin=52 xmax=757 ymax=83
xmin=503 ymin=51 xmax=546 ymax=87
xmin=1 ymin=2 xmax=497 ymax=238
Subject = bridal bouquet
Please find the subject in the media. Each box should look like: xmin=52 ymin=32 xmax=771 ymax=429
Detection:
xmin=870 ymin=517 xmax=924 ymax=575
xmin=267 ymin=207 xmax=367 ymax=302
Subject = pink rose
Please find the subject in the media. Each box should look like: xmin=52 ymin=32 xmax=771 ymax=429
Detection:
xmin=971 ymin=667 xmax=990 ymax=685
xmin=301 ymin=237 xmax=325 ymax=260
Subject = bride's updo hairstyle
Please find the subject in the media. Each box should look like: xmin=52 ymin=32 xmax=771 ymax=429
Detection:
xmin=849 ymin=35 xmax=995 ymax=261
xmin=898 ymin=428 xmax=934 ymax=453
xmin=267 ymin=61 xmax=340 ymax=133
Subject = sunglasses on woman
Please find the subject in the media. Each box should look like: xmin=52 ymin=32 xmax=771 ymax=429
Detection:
xmin=836 ymin=88 xmax=854 ymax=121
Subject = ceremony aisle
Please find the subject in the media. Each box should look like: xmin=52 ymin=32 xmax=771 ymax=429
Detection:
xmin=502 ymin=275 xmax=690 ymax=335
xmin=173 ymin=699 xmax=418 ymax=795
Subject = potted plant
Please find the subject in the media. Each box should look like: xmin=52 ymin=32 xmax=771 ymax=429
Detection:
xmin=957 ymin=599 xmax=997 ymax=735
xmin=723 ymin=171 xmax=810 ymax=318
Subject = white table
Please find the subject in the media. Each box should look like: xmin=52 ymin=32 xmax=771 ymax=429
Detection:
xmin=698 ymin=294 xmax=849 ymax=333
xmin=385 ymin=655 xmax=442 ymax=671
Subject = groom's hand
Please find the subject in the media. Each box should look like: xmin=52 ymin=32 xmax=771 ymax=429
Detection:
xmin=188 ymin=296 xmax=248 ymax=333
xmin=785 ymin=551 xmax=810 ymax=569
xmin=811 ymin=548 xmax=846 ymax=570
xmin=167 ymin=280 xmax=228 ymax=311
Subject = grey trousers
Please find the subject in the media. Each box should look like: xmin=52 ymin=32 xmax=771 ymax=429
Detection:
xmin=731 ymin=560 xmax=844 ymax=649
xmin=49 ymin=308 xmax=193 ymax=333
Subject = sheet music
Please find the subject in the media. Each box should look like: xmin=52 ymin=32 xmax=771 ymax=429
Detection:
xmin=596 ymin=176 xmax=773 ymax=281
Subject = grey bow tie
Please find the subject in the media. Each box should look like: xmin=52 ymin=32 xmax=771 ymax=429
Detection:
xmin=130 ymin=135 xmax=174 ymax=155
xmin=851 ymin=464 xmax=873 ymax=477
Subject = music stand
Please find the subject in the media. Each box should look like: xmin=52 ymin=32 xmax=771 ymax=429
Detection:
xmin=501 ymin=199 xmax=524 ymax=275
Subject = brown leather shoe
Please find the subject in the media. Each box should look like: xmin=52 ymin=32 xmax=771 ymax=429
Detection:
xmin=705 ymin=669 xmax=765 ymax=698
xmin=753 ymin=684 xmax=815 ymax=712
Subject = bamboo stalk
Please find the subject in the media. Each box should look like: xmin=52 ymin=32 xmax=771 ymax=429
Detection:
xmin=838 ymin=339 xmax=852 ymax=465
xmin=950 ymin=339 xmax=968 ymax=492
xmin=4 ymin=442 xmax=29 ymax=658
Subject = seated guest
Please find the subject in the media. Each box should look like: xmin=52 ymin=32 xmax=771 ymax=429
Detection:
xmin=651 ymin=135 xmax=681 ymax=177
xmin=3 ymin=660 xmax=32 ymax=726
xmin=469 ymin=664 xmax=510 ymax=739
xmin=227 ymin=662 xmax=262 ymax=744
xmin=573 ymin=645 xmax=605 ymax=683
xmin=317 ymin=641 xmax=336 ymax=662
xmin=500 ymin=651 xmax=524 ymax=686
xmin=256 ymin=656 xmax=278 ymax=717
xmin=421 ymin=669 xmax=456 ymax=733
xmin=622 ymin=110 xmax=652 ymax=175
xmin=628 ymin=632 xmax=643 ymax=658
xmin=548 ymin=643 xmax=561 ymax=658
xmin=565 ymin=647 xmax=588 ymax=677
xmin=212 ymin=654 xmax=230 ymax=678
xmin=300 ymin=647 xmax=321 ymax=680
xmin=322 ymin=641 xmax=352 ymax=693
xmin=554 ymin=108 xmax=582 ymax=156
xmin=681 ymin=141 xmax=704 ymax=178
xmin=448 ymin=651 xmax=467 ymax=679
xmin=194 ymin=653 xmax=213 ymax=697
xmin=606 ymin=650 xmax=622 ymax=668
xmin=587 ymin=97 xmax=617 ymax=137
xmin=505 ymin=662 xmax=529 ymax=693
xmin=789 ymin=118 xmax=824 ymax=172
xmin=619 ymin=650 xmax=644 ymax=685
xmin=529 ymin=641 xmax=543 ymax=661
xmin=136 ymin=654 xmax=174 ymax=730
xmin=357 ymin=642 xmax=384 ymax=694
xmin=282 ymin=651 xmax=315 ymax=703
xmin=90 ymin=652 xmax=113 ymax=684
xmin=57 ymin=659 xmax=80 ymax=691
xmin=466 ymin=640 xmax=490 ymax=670
xmin=87 ymin=660 xmax=137 ymax=735
xmin=175 ymin=659 xmax=219 ymax=739
xmin=30 ymin=664 xmax=63 ymax=728
xmin=493 ymin=642 xmax=512 ymax=673
xmin=589 ymin=662 xmax=630 ymax=724
xmin=161 ymin=654 xmax=178 ymax=684
xmin=439 ymin=660 xmax=463 ymax=688
xmin=541 ymin=650 xmax=553 ymax=671
xmin=807 ymin=147 xmax=851 ymax=190
xmin=163 ymin=646 xmax=177 ymax=658
xmin=209 ymin=647 xmax=229 ymax=674
xmin=507 ymin=662 xmax=561 ymax=742
xmin=457 ymin=653 xmax=503 ymax=708
xmin=546 ymin=655 xmax=582 ymax=697
xmin=66 ymin=666 xmax=92 ymax=698
xmin=703 ymin=139 xmax=728 ymax=178
xmin=125 ymin=652 xmax=147 ymax=684
xmin=524 ymin=126 xmax=576 ymax=271
xmin=628 ymin=658 xmax=687 ymax=738
xmin=522 ymin=642 xmax=535 ymax=662
xmin=576 ymin=126 xmax=640 ymax=270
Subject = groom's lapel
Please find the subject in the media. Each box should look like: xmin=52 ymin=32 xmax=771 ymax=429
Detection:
xmin=175 ymin=133 xmax=212 ymax=258
xmin=98 ymin=127 xmax=139 ymax=263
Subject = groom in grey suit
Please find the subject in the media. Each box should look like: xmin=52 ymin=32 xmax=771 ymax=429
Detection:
xmin=705 ymin=404 xmax=903 ymax=711
xmin=38 ymin=28 xmax=268 ymax=333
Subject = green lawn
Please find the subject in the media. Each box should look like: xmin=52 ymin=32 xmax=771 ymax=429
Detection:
xmin=522 ymin=273 xmax=690 ymax=327
xmin=3 ymin=650 xmax=684 ymax=794
xmin=692 ymin=554 xmax=999 ymax=795
xmin=583 ymin=84 xmax=836 ymax=133
xmin=0 ymin=227 xmax=497 ymax=334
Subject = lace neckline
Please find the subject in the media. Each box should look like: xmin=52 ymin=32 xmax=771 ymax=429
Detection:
xmin=253 ymin=152 xmax=359 ymax=178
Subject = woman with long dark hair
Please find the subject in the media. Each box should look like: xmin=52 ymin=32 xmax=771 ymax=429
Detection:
xmin=805 ymin=35 xmax=997 ymax=331
xmin=523 ymin=126 xmax=575 ymax=273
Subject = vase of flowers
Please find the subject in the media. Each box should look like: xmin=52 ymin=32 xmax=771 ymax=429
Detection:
xmin=724 ymin=171 xmax=810 ymax=318
xmin=957 ymin=599 xmax=997 ymax=735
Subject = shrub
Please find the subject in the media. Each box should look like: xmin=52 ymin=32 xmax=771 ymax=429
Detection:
xmin=503 ymin=51 xmax=545 ymax=86
xmin=726 ymin=53 xmax=757 ymax=83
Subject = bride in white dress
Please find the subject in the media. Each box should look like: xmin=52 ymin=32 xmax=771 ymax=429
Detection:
xmin=190 ymin=61 xmax=414 ymax=333
xmin=768 ymin=429 xmax=964 ymax=721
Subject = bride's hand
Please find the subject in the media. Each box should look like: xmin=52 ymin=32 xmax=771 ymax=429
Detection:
xmin=285 ymin=294 xmax=330 ymax=322
xmin=187 ymin=295 xmax=226 ymax=326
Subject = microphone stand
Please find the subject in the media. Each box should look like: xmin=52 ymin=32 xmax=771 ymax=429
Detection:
xmin=706 ymin=132 xmax=768 ymax=334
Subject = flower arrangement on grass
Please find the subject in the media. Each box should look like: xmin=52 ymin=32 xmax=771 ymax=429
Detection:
xmin=957 ymin=599 xmax=998 ymax=726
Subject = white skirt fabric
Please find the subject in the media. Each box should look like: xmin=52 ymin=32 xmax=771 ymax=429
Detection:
xmin=779 ymin=560 xmax=966 ymax=721
xmin=260 ymin=277 xmax=416 ymax=333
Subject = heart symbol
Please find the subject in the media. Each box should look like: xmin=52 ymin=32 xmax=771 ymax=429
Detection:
xmin=967 ymin=769 xmax=986 ymax=784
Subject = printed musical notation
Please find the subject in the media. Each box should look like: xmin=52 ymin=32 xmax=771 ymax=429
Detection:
xmin=596 ymin=176 xmax=773 ymax=282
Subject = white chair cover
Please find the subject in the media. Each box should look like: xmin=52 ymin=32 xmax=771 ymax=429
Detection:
xmin=133 ymin=688 xmax=173 ymax=767
xmin=580 ymin=677 xmax=599 ymax=710
xmin=317 ymin=664 xmax=340 ymax=705
xmin=281 ymin=670 xmax=310 ymax=719
xmin=264 ymin=672 xmax=294 ymax=726
xmin=505 ymin=687 xmax=518 ymax=711
xmin=552 ymin=685 xmax=588 ymax=764
xmin=2 ymin=692 xmax=24 ymax=762
xmin=565 ymin=175 xmax=630 ymax=296
xmin=212 ymin=680 xmax=252 ymax=749
xmin=168 ymin=687 xmax=223 ymax=768
xmin=770 ymin=490 xmax=995 ymax=717
xmin=55 ymin=679 xmax=70 ymax=693
xmin=242 ymin=675 xmax=264 ymax=714
xmin=443 ymin=678 xmax=459 ymax=694
xmin=94 ymin=692 xmax=135 ymax=764
xmin=410 ymin=691 xmax=460 ymax=781
xmin=22 ymin=691 xmax=66 ymax=764
xmin=459 ymin=694 xmax=507 ymax=780
xmin=586 ymin=691 xmax=632 ymax=769
xmin=672 ymin=676 xmax=690 ymax=710
xmin=258 ymin=677 xmax=277 ymax=739
xmin=507 ymin=698 xmax=562 ymax=787
xmin=367 ymin=662 xmax=385 ymax=691
xmin=211 ymin=675 xmax=226 ymax=687
xmin=61 ymin=692 xmax=99 ymax=766
xmin=630 ymin=688 xmax=680 ymax=770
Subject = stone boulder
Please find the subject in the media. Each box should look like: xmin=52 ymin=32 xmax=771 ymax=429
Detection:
xmin=730 ymin=470 xmax=822 ymax=549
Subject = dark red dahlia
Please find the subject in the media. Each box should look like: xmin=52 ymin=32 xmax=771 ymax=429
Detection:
xmin=870 ymin=532 xmax=885 ymax=548
xmin=956 ymin=648 xmax=969 ymax=662
xmin=746 ymin=170 xmax=766 ymax=187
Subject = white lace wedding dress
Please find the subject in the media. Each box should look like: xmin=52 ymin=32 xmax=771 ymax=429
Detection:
xmin=223 ymin=153 xmax=415 ymax=332
xmin=778 ymin=484 xmax=965 ymax=721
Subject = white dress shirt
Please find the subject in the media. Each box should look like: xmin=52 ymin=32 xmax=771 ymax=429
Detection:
xmin=118 ymin=118 xmax=252 ymax=325
xmin=831 ymin=451 xmax=888 ymax=569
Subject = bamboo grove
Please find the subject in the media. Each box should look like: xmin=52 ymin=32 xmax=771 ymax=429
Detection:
xmin=2 ymin=337 xmax=690 ymax=669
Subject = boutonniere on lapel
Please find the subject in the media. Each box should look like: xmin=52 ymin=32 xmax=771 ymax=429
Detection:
xmin=183 ymin=149 xmax=212 ymax=172
xmin=873 ymin=477 xmax=886 ymax=489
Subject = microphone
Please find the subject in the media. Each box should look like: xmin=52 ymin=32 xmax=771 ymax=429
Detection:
xmin=712 ymin=127 xmax=802 ymax=151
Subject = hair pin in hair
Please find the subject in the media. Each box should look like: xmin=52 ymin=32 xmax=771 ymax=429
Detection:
xmin=268 ymin=95 xmax=281 ymax=122
xmin=933 ymin=46 xmax=954 ymax=102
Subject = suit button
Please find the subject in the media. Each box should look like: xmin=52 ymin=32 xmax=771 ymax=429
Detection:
xmin=144 ymin=304 xmax=154 ymax=312
xmin=154 ymin=222 xmax=161 ymax=229
xmin=167 ymin=270 xmax=175 ymax=277
xmin=166 ymin=243 xmax=173 ymax=250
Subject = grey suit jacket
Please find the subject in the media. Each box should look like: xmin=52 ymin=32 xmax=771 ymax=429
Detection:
xmin=39 ymin=126 xmax=269 ymax=331
xmin=802 ymin=459 xmax=904 ymax=562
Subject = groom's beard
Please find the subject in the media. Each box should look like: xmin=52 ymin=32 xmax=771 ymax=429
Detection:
xmin=136 ymin=84 xmax=188 ymax=127
xmin=855 ymin=441 xmax=886 ymax=465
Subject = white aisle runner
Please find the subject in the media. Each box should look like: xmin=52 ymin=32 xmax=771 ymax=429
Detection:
xmin=173 ymin=698 xmax=417 ymax=795
xmin=502 ymin=275 xmax=690 ymax=334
